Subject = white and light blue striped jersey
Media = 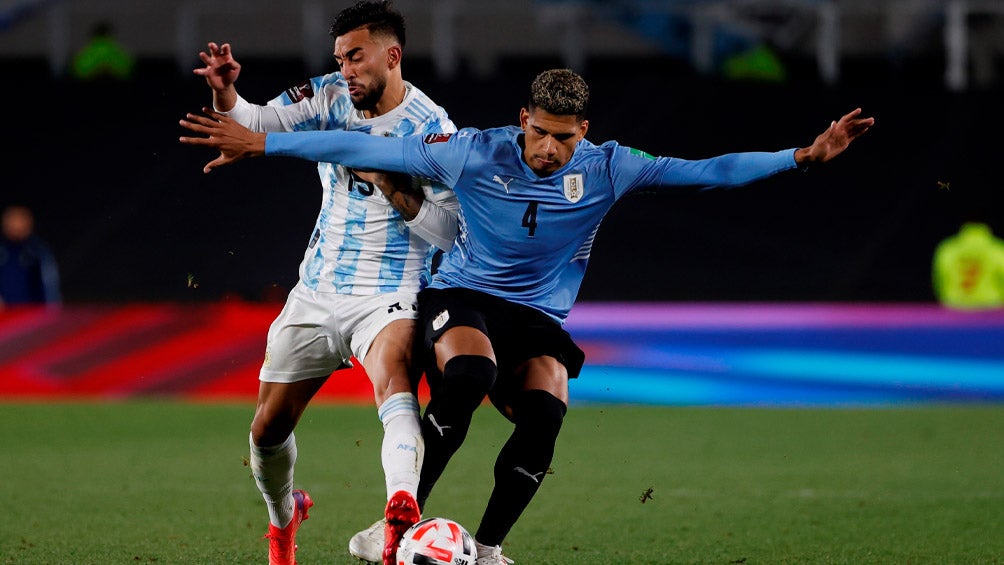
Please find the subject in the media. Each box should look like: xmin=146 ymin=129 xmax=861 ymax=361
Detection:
xmin=266 ymin=125 xmax=798 ymax=322
xmin=225 ymin=76 xmax=457 ymax=295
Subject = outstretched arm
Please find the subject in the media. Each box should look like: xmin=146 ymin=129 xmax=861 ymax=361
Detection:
xmin=179 ymin=109 xmax=267 ymax=173
xmin=192 ymin=42 xmax=241 ymax=112
xmin=794 ymin=108 xmax=874 ymax=165
xmin=179 ymin=108 xmax=410 ymax=175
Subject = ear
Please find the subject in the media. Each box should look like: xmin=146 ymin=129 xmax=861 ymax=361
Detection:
xmin=387 ymin=44 xmax=402 ymax=69
xmin=579 ymin=119 xmax=589 ymax=140
xmin=519 ymin=107 xmax=530 ymax=130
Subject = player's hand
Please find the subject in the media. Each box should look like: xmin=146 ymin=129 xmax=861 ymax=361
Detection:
xmin=193 ymin=42 xmax=241 ymax=91
xmin=352 ymin=169 xmax=422 ymax=220
xmin=179 ymin=108 xmax=266 ymax=173
xmin=795 ymin=108 xmax=874 ymax=164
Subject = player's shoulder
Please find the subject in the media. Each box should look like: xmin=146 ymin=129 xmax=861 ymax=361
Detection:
xmin=403 ymin=82 xmax=449 ymax=112
xmin=571 ymin=138 xmax=625 ymax=163
xmin=269 ymin=71 xmax=347 ymax=107
xmin=587 ymin=138 xmax=659 ymax=163
xmin=473 ymin=125 xmax=520 ymax=144
xmin=403 ymin=81 xmax=436 ymax=103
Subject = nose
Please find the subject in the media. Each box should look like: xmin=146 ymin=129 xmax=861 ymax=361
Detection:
xmin=543 ymin=136 xmax=556 ymax=155
xmin=340 ymin=61 xmax=355 ymax=79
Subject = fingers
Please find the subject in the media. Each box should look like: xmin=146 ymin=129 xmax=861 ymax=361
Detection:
xmin=179 ymin=133 xmax=213 ymax=146
xmin=180 ymin=112 xmax=215 ymax=128
xmin=839 ymin=107 xmax=862 ymax=122
xmin=204 ymin=156 xmax=225 ymax=174
xmin=177 ymin=108 xmax=228 ymax=131
xmin=195 ymin=42 xmax=232 ymax=68
xmin=829 ymin=108 xmax=874 ymax=142
xmin=178 ymin=110 xmax=222 ymax=141
xmin=193 ymin=107 xmax=227 ymax=122
xmin=838 ymin=108 xmax=874 ymax=129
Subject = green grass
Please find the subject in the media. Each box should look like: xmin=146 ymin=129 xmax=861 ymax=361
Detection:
xmin=2 ymin=402 xmax=1003 ymax=564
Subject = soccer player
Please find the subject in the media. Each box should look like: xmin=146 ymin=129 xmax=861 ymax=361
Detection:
xmin=180 ymin=68 xmax=874 ymax=564
xmin=190 ymin=2 xmax=458 ymax=564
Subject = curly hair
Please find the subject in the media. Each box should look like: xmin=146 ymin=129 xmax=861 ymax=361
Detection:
xmin=528 ymin=69 xmax=589 ymax=120
xmin=329 ymin=1 xmax=406 ymax=48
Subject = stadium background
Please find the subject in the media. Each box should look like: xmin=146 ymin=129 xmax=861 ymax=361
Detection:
xmin=1 ymin=0 xmax=1003 ymax=404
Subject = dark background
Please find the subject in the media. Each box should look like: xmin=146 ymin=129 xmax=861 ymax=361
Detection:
xmin=2 ymin=53 xmax=999 ymax=304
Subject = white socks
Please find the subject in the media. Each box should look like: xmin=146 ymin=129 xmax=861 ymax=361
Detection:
xmin=248 ymin=392 xmax=420 ymax=531
xmin=249 ymin=431 xmax=297 ymax=528
xmin=379 ymin=392 xmax=424 ymax=499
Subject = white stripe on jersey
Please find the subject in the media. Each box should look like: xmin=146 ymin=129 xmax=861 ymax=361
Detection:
xmin=262 ymin=78 xmax=455 ymax=295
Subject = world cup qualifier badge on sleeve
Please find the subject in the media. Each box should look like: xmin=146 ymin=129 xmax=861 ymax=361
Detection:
xmin=284 ymin=80 xmax=314 ymax=102
xmin=424 ymin=132 xmax=453 ymax=144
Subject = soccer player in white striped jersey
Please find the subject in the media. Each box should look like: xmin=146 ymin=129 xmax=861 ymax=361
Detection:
xmin=192 ymin=2 xmax=457 ymax=564
xmin=181 ymin=69 xmax=872 ymax=564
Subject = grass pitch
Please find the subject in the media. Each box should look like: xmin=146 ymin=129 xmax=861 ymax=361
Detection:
xmin=1 ymin=401 xmax=1003 ymax=564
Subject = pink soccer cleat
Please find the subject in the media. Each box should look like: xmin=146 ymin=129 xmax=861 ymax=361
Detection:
xmin=264 ymin=489 xmax=314 ymax=565
xmin=382 ymin=490 xmax=421 ymax=565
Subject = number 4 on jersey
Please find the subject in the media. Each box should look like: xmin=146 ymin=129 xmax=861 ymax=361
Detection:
xmin=522 ymin=201 xmax=538 ymax=236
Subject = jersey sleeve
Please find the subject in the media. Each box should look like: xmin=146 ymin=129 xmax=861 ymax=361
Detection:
xmin=397 ymin=129 xmax=476 ymax=189
xmin=609 ymin=143 xmax=799 ymax=197
xmin=406 ymin=186 xmax=459 ymax=251
xmin=400 ymin=106 xmax=460 ymax=250
xmin=266 ymin=130 xmax=410 ymax=172
xmin=219 ymin=75 xmax=345 ymax=133
xmin=214 ymin=94 xmax=286 ymax=132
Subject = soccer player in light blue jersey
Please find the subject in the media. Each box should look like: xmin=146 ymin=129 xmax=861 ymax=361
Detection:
xmin=181 ymin=68 xmax=873 ymax=564
xmin=191 ymin=3 xmax=458 ymax=564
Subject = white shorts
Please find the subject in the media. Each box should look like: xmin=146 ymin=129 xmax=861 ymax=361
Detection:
xmin=259 ymin=281 xmax=419 ymax=383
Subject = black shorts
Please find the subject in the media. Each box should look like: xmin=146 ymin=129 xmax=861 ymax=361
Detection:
xmin=416 ymin=287 xmax=585 ymax=411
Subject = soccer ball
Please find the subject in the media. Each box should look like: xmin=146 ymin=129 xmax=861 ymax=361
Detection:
xmin=396 ymin=517 xmax=477 ymax=565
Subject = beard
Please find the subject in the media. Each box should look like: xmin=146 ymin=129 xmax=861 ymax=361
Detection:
xmin=350 ymin=75 xmax=386 ymax=111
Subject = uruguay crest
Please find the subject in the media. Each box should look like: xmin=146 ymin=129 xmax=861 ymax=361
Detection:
xmin=563 ymin=173 xmax=584 ymax=203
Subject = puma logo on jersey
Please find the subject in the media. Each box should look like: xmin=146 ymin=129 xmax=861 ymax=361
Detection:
xmin=492 ymin=175 xmax=513 ymax=193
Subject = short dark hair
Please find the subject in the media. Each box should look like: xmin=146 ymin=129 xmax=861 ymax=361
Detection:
xmin=528 ymin=69 xmax=589 ymax=120
xmin=329 ymin=1 xmax=406 ymax=49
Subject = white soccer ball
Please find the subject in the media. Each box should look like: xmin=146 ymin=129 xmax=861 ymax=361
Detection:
xmin=396 ymin=517 xmax=477 ymax=565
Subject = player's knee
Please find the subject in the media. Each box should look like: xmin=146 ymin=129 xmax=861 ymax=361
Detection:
xmin=250 ymin=401 xmax=300 ymax=446
xmin=514 ymin=389 xmax=567 ymax=440
xmin=442 ymin=354 xmax=497 ymax=403
xmin=422 ymin=356 xmax=496 ymax=443
xmin=250 ymin=416 xmax=294 ymax=447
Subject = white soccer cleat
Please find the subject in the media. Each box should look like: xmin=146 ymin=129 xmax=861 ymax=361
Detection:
xmin=348 ymin=518 xmax=385 ymax=563
xmin=475 ymin=543 xmax=514 ymax=565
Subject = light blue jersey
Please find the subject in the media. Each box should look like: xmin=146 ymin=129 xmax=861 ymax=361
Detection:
xmin=267 ymin=126 xmax=797 ymax=322
xmin=224 ymin=76 xmax=456 ymax=295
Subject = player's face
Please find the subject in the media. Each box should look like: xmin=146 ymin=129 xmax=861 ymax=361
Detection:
xmin=333 ymin=27 xmax=396 ymax=112
xmin=519 ymin=107 xmax=588 ymax=176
